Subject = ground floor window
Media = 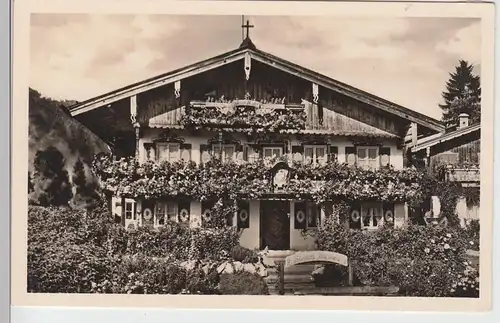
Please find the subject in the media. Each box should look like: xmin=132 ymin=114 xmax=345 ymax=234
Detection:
xmin=349 ymin=202 xmax=395 ymax=230
xmin=154 ymin=201 xmax=178 ymax=226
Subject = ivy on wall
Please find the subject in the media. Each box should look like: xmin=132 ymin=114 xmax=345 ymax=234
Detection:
xmin=92 ymin=154 xmax=431 ymax=205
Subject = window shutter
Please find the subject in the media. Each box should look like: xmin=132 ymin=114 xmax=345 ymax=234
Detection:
xmin=291 ymin=145 xmax=303 ymax=163
xmin=383 ymin=202 xmax=395 ymax=227
xmin=200 ymin=144 xmax=211 ymax=164
xmin=307 ymin=203 xmax=319 ymax=228
xmin=177 ymin=200 xmax=191 ymax=223
xmin=294 ymin=201 xmax=307 ymax=229
xmin=237 ymin=200 xmax=250 ymax=229
xmin=328 ymin=146 xmax=338 ymax=162
xmin=349 ymin=202 xmax=361 ymax=229
xmin=345 ymin=146 xmax=356 ymax=166
xmin=380 ymin=147 xmax=391 ymax=168
xmin=201 ymin=200 xmax=214 ymax=227
xmin=180 ymin=143 xmax=192 ymax=161
xmin=243 ymin=145 xmax=248 ymax=161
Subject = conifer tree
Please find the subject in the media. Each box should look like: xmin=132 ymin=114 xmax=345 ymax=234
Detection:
xmin=439 ymin=60 xmax=481 ymax=127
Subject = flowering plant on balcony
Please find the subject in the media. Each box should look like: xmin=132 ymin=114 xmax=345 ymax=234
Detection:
xmin=92 ymin=154 xmax=429 ymax=204
xmin=179 ymin=104 xmax=306 ymax=133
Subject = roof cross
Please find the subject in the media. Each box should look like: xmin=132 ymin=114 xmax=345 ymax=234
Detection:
xmin=241 ymin=19 xmax=254 ymax=39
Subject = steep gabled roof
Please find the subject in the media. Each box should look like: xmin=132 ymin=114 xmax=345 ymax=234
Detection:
xmin=69 ymin=38 xmax=444 ymax=133
xmin=411 ymin=123 xmax=480 ymax=152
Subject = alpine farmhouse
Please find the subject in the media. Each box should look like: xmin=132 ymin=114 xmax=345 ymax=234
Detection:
xmin=68 ymin=35 xmax=445 ymax=252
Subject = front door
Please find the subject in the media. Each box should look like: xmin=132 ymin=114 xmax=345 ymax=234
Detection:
xmin=260 ymin=200 xmax=290 ymax=250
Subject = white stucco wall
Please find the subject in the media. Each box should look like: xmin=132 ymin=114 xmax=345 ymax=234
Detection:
xmin=239 ymin=200 xmax=261 ymax=250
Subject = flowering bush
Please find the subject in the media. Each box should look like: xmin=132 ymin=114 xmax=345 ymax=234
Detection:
xmin=316 ymin=213 xmax=479 ymax=297
xmin=180 ymin=105 xmax=307 ymax=133
xmin=93 ymin=255 xmax=187 ymax=294
xmin=92 ymin=154 xmax=429 ymax=204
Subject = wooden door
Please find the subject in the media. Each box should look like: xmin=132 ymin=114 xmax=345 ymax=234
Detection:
xmin=260 ymin=200 xmax=290 ymax=250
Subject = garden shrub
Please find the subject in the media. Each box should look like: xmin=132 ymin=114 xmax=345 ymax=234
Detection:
xmin=125 ymin=223 xmax=239 ymax=261
xmin=230 ymin=245 xmax=260 ymax=263
xmin=28 ymin=206 xmax=117 ymax=293
xmin=219 ymin=271 xmax=269 ymax=295
xmin=184 ymin=264 xmax=221 ymax=295
xmin=315 ymin=214 xmax=479 ymax=297
xmin=28 ymin=205 xmax=240 ymax=294
xmin=96 ymin=255 xmax=187 ymax=294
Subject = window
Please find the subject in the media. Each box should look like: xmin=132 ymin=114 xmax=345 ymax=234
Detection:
xmin=304 ymin=145 xmax=327 ymax=165
xmin=307 ymin=202 xmax=320 ymax=228
xmin=361 ymin=203 xmax=383 ymax=230
xmin=263 ymin=147 xmax=283 ymax=159
xmin=124 ymin=201 xmax=136 ymax=220
xmin=156 ymin=143 xmax=180 ymax=163
xmin=213 ymin=144 xmax=235 ymax=163
xmin=154 ymin=201 xmax=178 ymax=226
xmin=357 ymin=146 xmax=379 ymax=169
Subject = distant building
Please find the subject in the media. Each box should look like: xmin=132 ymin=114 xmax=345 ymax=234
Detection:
xmin=411 ymin=113 xmax=480 ymax=227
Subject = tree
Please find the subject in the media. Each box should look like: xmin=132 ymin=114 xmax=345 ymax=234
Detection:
xmin=439 ymin=60 xmax=481 ymax=127
xmin=31 ymin=146 xmax=73 ymax=207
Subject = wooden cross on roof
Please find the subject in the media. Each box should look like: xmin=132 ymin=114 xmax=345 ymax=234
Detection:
xmin=241 ymin=19 xmax=254 ymax=39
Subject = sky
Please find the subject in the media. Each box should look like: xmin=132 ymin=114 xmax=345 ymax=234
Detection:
xmin=30 ymin=14 xmax=481 ymax=120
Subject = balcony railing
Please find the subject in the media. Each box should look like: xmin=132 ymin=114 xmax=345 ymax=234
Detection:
xmin=445 ymin=165 xmax=480 ymax=186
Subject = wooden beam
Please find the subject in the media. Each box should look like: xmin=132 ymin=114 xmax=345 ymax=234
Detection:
xmin=70 ymin=51 xmax=248 ymax=116
xmin=410 ymin=122 xmax=418 ymax=146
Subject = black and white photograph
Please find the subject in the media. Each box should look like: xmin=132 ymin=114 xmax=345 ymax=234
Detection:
xmin=13 ymin=0 xmax=494 ymax=311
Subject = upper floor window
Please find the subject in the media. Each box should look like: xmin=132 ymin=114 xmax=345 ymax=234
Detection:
xmin=263 ymin=147 xmax=283 ymax=159
xmin=213 ymin=144 xmax=235 ymax=163
xmin=357 ymin=146 xmax=379 ymax=170
xmin=304 ymin=145 xmax=327 ymax=165
xmin=157 ymin=143 xmax=180 ymax=163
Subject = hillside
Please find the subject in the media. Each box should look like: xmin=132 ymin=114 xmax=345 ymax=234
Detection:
xmin=28 ymin=88 xmax=111 ymax=175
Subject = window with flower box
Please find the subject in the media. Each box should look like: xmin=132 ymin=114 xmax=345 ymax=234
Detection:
xmin=304 ymin=145 xmax=327 ymax=165
xmin=213 ymin=144 xmax=235 ymax=163
xmin=263 ymin=147 xmax=283 ymax=159
xmin=156 ymin=143 xmax=180 ymax=163
xmin=357 ymin=146 xmax=379 ymax=170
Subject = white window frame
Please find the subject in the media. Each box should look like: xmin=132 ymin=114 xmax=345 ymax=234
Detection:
xmin=213 ymin=144 xmax=236 ymax=163
xmin=124 ymin=200 xmax=136 ymax=220
xmin=356 ymin=146 xmax=380 ymax=170
xmin=154 ymin=201 xmax=178 ymax=227
xmin=360 ymin=203 xmax=384 ymax=230
xmin=304 ymin=145 xmax=327 ymax=165
xmin=156 ymin=142 xmax=181 ymax=163
xmin=263 ymin=147 xmax=283 ymax=159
